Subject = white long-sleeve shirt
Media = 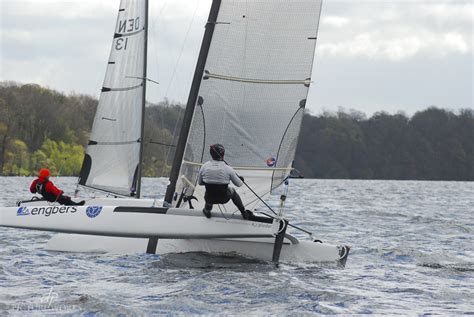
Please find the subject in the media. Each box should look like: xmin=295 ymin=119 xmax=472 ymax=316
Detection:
xmin=198 ymin=160 xmax=243 ymax=187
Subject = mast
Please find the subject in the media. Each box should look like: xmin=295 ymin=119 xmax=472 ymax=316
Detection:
xmin=164 ymin=0 xmax=222 ymax=205
xmin=136 ymin=0 xmax=149 ymax=198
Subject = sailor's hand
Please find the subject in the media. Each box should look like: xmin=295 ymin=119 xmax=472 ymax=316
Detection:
xmin=239 ymin=176 xmax=245 ymax=182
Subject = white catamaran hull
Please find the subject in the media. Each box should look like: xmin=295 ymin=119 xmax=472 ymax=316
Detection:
xmin=46 ymin=234 xmax=348 ymax=264
xmin=1 ymin=200 xmax=349 ymax=265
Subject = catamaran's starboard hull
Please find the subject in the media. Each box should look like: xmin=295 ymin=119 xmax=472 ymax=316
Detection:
xmin=0 ymin=204 xmax=349 ymax=265
xmin=1 ymin=205 xmax=278 ymax=238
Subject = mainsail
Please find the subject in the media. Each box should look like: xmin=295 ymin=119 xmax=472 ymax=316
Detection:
xmin=78 ymin=0 xmax=148 ymax=197
xmin=168 ymin=0 xmax=323 ymax=210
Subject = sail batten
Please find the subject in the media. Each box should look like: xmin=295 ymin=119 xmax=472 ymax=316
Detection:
xmin=172 ymin=0 xmax=323 ymax=211
xmin=88 ymin=140 xmax=140 ymax=146
xmin=78 ymin=0 xmax=147 ymax=197
xmin=204 ymin=71 xmax=312 ymax=85
xmin=101 ymin=83 xmax=143 ymax=92
xmin=114 ymin=28 xmax=145 ymax=38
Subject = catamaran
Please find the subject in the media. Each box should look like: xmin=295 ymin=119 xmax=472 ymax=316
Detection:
xmin=0 ymin=0 xmax=349 ymax=265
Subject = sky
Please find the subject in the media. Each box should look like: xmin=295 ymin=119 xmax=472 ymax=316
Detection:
xmin=0 ymin=0 xmax=472 ymax=116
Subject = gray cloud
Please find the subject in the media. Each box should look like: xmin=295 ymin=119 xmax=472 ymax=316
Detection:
xmin=318 ymin=0 xmax=472 ymax=61
xmin=0 ymin=0 xmax=472 ymax=115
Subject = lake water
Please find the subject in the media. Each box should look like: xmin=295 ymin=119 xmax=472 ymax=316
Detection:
xmin=1 ymin=177 xmax=473 ymax=315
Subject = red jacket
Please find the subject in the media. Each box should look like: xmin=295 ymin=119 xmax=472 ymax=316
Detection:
xmin=30 ymin=177 xmax=63 ymax=200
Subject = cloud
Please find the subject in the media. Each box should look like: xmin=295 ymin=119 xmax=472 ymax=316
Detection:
xmin=0 ymin=0 xmax=471 ymax=114
xmin=322 ymin=16 xmax=350 ymax=28
xmin=4 ymin=0 xmax=113 ymax=19
xmin=0 ymin=0 xmax=210 ymax=102
xmin=318 ymin=29 xmax=470 ymax=61
xmin=317 ymin=0 xmax=473 ymax=61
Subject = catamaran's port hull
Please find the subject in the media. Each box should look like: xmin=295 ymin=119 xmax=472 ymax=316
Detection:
xmin=46 ymin=234 xmax=349 ymax=265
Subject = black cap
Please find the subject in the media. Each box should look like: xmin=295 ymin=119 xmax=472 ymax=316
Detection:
xmin=210 ymin=144 xmax=225 ymax=160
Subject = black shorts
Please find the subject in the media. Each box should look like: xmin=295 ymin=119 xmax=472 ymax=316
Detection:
xmin=204 ymin=185 xmax=235 ymax=205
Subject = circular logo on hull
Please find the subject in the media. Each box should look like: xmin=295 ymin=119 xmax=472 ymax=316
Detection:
xmin=86 ymin=206 xmax=103 ymax=218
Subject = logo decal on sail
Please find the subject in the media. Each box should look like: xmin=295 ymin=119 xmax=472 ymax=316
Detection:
xmin=266 ymin=156 xmax=277 ymax=167
xmin=86 ymin=206 xmax=103 ymax=218
xmin=17 ymin=207 xmax=30 ymax=216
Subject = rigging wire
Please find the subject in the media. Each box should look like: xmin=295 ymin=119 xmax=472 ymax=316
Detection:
xmin=148 ymin=140 xmax=177 ymax=147
xmin=145 ymin=0 xmax=172 ymax=177
xmin=160 ymin=108 xmax=182 ymax=176
xmin=154 ymin=0 xmax=202 ymax=177
xmin=211 ymin=148 xmax=315 ymax=237
xmin=149 ymin=0 xmax=168 ymax=138
xmin=125 ymin=76 xmax=160 ymax=85
xmin=164 ymin=0 xmax=201 ymax=98
xmin=217 ymin=204 xmax=239 ymax=220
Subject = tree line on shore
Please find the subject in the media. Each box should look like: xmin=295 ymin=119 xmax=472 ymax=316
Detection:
xmin=295 ymin=107 xmax=473 ymax=181
xmin=0 ymin=82 xmax=472 ymax=181
xmin=0 ymin=82 xmax=180 ymax=177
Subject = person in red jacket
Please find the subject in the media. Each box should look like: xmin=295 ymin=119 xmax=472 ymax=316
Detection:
xmin=30 ymin=168 xmax=85 ymax=206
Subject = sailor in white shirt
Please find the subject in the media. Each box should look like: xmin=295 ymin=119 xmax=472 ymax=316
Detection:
xmin=198 ymin=144 xmax=253 ymax=219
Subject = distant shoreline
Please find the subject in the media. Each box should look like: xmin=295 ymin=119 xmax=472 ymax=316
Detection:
xmin=2 ymin=176 xmax=472 ymax=183
xmin=1 ymin=82 xmax=473 ymax=181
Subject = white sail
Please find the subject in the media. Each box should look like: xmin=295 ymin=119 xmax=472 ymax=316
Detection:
xmin=174 ymin=0 xmax=323 ymax=210
xmin=78 ymin=0 xmax=147 ymax=196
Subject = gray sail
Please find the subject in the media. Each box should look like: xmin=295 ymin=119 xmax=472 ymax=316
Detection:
xmin=78 ymin=0 xmax=146 ymax=196
xmin=173 ymin=0 xmax=323 ymax=210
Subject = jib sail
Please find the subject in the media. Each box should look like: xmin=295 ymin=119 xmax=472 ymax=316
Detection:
xmin=78 ymin=0 xmax=147 ymax=197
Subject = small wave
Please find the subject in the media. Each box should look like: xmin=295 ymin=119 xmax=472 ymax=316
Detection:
xmin=384 ymin=287 xmax=425 ymax=295
xmin=418 ymin=262 xmax=474 ymax=273
xmin=67 ymin=293 xmax=141 ymax=315
xmin=151 ymin=252 xmax=269 ymax=270
xmin=409 ymin=215 xmax=471 ymax=233
xmin=372 ymin=246 xmax=426 ymax=261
